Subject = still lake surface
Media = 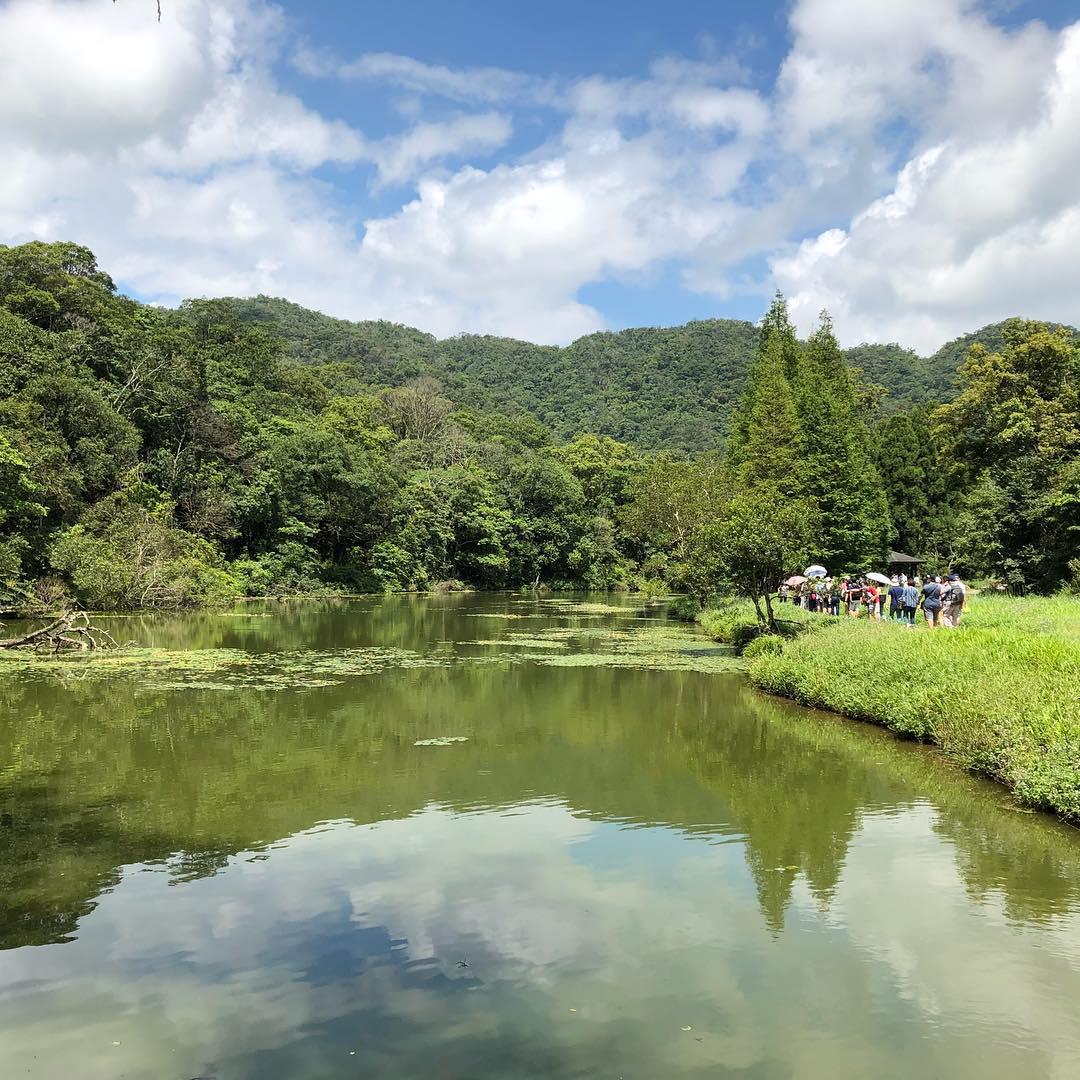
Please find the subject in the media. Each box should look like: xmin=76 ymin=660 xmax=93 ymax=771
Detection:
xmin=1 ymin=593 xmax=1079 ymax=1079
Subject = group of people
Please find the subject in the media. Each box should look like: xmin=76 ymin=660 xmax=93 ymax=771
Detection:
xmin=778 ymin=572 xmax=967 ymax=628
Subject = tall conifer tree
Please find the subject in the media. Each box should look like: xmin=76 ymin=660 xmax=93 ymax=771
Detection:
xmin=739 ymin=332 xmax=803 ymax=496
xmin=795 ymin=312 xmax=890 ymax=569
xmin=727 ymin=292 xmax=802 ymax=488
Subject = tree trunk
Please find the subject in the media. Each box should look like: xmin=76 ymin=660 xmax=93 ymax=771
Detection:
xmin=0 ymin=615 xmax=70 ymax=649
xmin=762 ymin=588 xmax=778 ymax=633
xmin=750 ymin=593 xmax=766 ymax=625
xmin=0 ymin=611 xmax=118 ymax=651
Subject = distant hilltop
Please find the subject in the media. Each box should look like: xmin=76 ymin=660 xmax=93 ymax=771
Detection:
xmin=223 ymin=294 xmax=1045 ymax=454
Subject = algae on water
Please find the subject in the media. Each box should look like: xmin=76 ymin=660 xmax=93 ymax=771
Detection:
xmin=0 ymin=608 xmax=736 ymax=688
xmin=469 ymin=624 xmax=742 ymax=674
xmin=0 ymin=646 xmax=450 ymax=692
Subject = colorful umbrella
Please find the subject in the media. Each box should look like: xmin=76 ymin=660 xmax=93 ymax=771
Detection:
xmin=804 ymin=565 xmax=827 ymax=578
xmin=784 ymin=575 xmax=806 ymax=586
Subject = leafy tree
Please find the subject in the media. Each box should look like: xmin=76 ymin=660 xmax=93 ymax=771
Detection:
xmin=0 ymin=241 xmax=115 ymax=331
xmin=683 ymin=493 xmax=818 ymax=627
xmin=0 ymin=432 xmax=46 ymax=585
xmin=872 ymin=408 xmax=946 ymax=555
xmin=619 ymin=454 xmax=731 ymax=579
xmin=0 ymin=241 xmax=1075 ymax=606
xmin=49 ymin=480 xmax=240 ymax=609
xmin=934 ymin=320 xmax=1080 ymax=588
xmin=727 ymin=294 xmax=800 ymax=465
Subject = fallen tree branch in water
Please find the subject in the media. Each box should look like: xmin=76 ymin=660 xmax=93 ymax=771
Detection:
xmin=0 ymin=611 xmax=119 ymax=652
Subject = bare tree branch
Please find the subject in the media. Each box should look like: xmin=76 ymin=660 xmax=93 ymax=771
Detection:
xmin=0 ymin=611 xmax=121 ymax=651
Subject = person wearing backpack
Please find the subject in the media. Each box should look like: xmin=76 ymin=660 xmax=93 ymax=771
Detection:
xmin=941 ymin=573 xmax=967 ymax=628
xmin=920 ymin=576 xmax=943 ymax=628
xmin=844 ymin=578 xmax=862 ymax=617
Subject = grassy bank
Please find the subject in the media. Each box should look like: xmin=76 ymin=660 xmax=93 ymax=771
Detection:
xmin=700 ymin=595 xmax=1080 ymax=822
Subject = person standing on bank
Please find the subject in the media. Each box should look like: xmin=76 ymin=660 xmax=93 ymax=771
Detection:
xmin=920 ymin=576 xmax=944 ymax=628
xmin=864 ymin=581 xmax=879 ymax=620
xmin=887 ymin=577 xmax=903 ymax=621
xmin=900 ymin=578 xmax=919 ymax=626
xmin=941 ymin=573 xmax=967 ymax=628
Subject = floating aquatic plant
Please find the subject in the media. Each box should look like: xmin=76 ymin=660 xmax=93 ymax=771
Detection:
xmin=0 ymin=646 xmax=452 ymax=692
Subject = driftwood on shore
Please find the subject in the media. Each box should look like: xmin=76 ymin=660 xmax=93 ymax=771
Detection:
xmin=0 ymin=611 xmax=119 ymax=652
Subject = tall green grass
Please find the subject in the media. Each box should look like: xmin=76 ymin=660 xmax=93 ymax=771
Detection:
xmin=745 ymin=595 xmax=1080 ymax=821
xmin=697 ymin=598 xmax=828 ymax=651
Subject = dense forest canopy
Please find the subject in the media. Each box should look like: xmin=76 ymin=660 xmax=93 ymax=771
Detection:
xmin=227 ymin=295 xmax=1022 ymax=453
xmin=0 ymin=241 xmax=1076 ymax=611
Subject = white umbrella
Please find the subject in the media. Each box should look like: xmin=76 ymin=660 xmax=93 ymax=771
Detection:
xmin=866 ymin=572 xmax=893 ymax=585
xmin=804 ymin=565 xmax=827 ymax=578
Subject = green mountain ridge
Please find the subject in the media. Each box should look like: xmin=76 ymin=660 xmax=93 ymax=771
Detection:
xmin=225 ymin=295 xmax=1036 ymax=453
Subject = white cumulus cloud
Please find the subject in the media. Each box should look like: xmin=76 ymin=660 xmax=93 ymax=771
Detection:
xmin=773 ymin=12 xmax=1080 ymax=351
xmin=1 ymin=0 xmax=1079 ymax=351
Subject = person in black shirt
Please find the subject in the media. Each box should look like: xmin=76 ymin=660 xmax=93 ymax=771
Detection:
xmin=845 ymin=579 xmax=863 ymax=617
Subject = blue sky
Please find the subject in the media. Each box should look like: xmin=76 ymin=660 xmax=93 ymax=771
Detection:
xmin=2 ymin=0 xmax=1080 ymax=350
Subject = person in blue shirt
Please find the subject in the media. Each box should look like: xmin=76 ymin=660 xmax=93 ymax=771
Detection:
xmin=887 ymin=577 xmax=904 ymax=621
xmin=900 ymin=579 xmax=919 ymax=625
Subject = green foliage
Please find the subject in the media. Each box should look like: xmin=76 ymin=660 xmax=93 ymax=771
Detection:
xmin=225 ymin=297 xmax=760 ymax=453
xmin=683 ymin=493 xmax=818 ymax=622
xmin=725 ymin=291 xmax=803 ymax=473
xmin=796 ymin=313 xmax=890 ymax=568
xmin=748 ymin=595 xmax=1080 ymax=820
xmin=619 ymin=453 xmax=730 ymax=582
xmin=933 ymin=320 xmax=1080 ymax=589
xmin=734 ymin=332 xmax=803 ymax=495
xmin=226 ymin=292 xmax=1023 ymax=454
xmin=872 ymin=408 xmax=946 ymax=555
xmin=0 ymin=431 xmax=46 ymax=585
xmin=49 ymin=482 xmax=241 ymax=609
xmin=0 ymin=242 xmax=1075 ymax=606
xmin=741 ymin=633 xmax=784 ymax=658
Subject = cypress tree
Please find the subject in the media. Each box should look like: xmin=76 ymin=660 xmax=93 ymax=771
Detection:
xmin=759 ymin=291 xmax=803 ymax=385
xmin=728 ymin=292 xmax=802 ymax=482
xmin=795 ymin=312 xmax=890 ymax=569
xmin=734 ymin=330 xmax=803 ymax=497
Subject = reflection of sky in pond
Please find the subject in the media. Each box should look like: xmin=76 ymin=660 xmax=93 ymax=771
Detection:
xmin=3 ymin=801 xmax=1080 ymax=1080
xmin=2 ymin=595 xmax=1080 ymax=1079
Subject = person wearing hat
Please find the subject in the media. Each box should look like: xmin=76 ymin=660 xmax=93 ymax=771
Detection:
xmin=941 ymin=573 xmax=967 ymax=628
xmin=887 ymin=576 xmax=903 ymax=622
xmin=900 ymin=577 xmax=919 ymax=626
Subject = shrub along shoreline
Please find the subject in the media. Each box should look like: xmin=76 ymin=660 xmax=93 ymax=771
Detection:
xmin=698 ymin=595 xmax=1080 ymax=823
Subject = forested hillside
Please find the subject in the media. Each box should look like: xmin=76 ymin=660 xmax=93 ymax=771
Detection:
xmin=1 ymin=241 xmax=1075 ymax=611
xmin=227 ymin=295 xmax=1014 ymax=452
xmin=227 ymin=296 xmax=757 ymax=451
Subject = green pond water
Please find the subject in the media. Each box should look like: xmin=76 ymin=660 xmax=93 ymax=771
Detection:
xmin=1 ymin=593 xmax=1079 ymax=1079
